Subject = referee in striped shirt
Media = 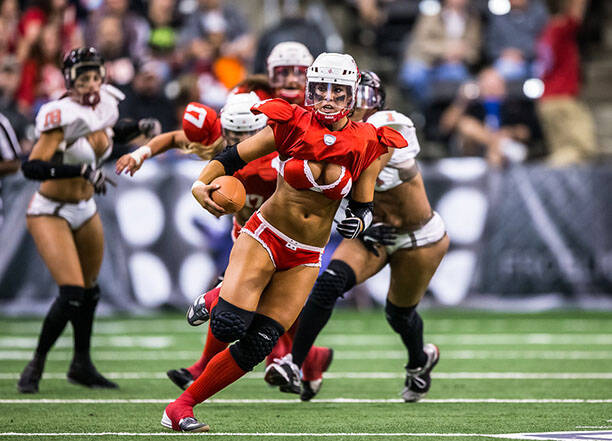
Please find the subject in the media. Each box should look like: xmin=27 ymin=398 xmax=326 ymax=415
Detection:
xmin=0 ymin=111 xmax=22 ymax=227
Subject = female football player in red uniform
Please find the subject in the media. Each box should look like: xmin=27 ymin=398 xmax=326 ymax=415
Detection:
xmin=160 ymin=53 xmax=408 ymax=432
xmin=266 ymin=71 xmax=450 ymax=402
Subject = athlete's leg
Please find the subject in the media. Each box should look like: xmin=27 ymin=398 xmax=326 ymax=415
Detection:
xmin=386 ymin=233 xmax=449 ymax=401
xmin=67 ymin=214 xmax=117 ymax=388
xmin=163 ymin=233 xmax=281 ymax=431
xmin=291 ymin=238 xmax=387 ymax=367
xmin=18 ymin=216 xmax=85 ymax=393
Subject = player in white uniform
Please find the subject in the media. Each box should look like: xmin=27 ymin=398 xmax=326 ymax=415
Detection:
xmin=265 ymin=71 xmax=450 ymax=402
xmin=18 ymin=47 xmax=159 ymax=393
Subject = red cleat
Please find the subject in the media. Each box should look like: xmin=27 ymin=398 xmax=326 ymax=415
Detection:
xmin=161 ymin=400 xmax=209 ymax=432
xmin=300 ymin=347 xmax=334 ymax=401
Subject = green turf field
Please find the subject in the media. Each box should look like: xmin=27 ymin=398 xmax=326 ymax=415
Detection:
xmin=1 ymin=309 xmax=611 ymax=440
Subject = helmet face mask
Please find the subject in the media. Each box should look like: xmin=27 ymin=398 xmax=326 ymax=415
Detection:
xmin=269 ymin=66 xmax=307 ymax=89
xmin=305 ymin=82 xmax=354 ymax=121
xmin=356 ymin=84 xmax=381 ymax=109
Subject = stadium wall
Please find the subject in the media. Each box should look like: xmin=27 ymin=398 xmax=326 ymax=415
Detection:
xmin=1 ymin=157 xmax=611 ymax=315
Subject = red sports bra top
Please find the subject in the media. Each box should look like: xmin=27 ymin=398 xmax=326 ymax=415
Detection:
xmin=277 ymin=157 xmax=352 ymax=200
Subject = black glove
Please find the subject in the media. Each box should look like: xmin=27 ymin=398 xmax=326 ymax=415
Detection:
xmin=336 ymin=199 xmax=373 ymax=239
xmin=359 ymin=222 xmax=397 ymax=257
xmin=81 ymin=165 xmax=116 ymax=195
xmin=138 ymin=118 xmax=162 ymax=138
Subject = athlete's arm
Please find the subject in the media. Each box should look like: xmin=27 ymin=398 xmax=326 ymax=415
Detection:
xmin=115 ymin=130 xmax=189 ymax=176
xmin=351 ymin=156 xmax=383 ymax=203
xmin=192 ymin=126 xmax=276 ymax=217
xmin=336 ymin=158 xmax=382 ymax=239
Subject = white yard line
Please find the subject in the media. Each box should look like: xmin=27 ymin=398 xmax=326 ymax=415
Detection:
xmin=2 ymin=350 xmax=612 ymax=361
xmin=2 ymin=372 xmax=612 ymax=380
xmin=1 ymin=398 xmax=610 ymax=404
xmin=0 ymin=432 xmax=509 ymax=438
xmin=1 ymin=334 xmax=612 ymax=349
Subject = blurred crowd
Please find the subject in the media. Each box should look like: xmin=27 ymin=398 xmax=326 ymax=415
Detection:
xmin=0 ymin=0 xmax=607 ymax=169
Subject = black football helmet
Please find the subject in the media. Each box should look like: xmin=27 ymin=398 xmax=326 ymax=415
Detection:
xmin=62 ymin=47 xmax=106 ymax=89
xmin=356 ymin=71 xmax=386 ymax=110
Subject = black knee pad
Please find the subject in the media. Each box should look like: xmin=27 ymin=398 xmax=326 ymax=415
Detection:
xmin=230 ymin=314 xmax=285 ymax=372
xmin=385 ymin=299 xmax=421 ymax=334
xmin=309 ymin=259 xmax=357 ymax=310
xmin=210 ymin=297 xmax=254 ymax=343
xmin=58 ymin=285 xmax=85 ymax=311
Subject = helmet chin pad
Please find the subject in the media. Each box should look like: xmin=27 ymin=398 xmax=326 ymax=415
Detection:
xmin=312 ymin=107 xmax=350 ymax=123
xmin=80 ymin=91 xmax=101 ymax=107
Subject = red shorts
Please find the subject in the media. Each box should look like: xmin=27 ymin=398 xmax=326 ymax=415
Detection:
xmin=242 ymin=211 xmax=323 ymax=270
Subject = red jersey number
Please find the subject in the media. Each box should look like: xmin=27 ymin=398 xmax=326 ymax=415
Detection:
xmin=44 ymin=109 xmax=61 ymax=129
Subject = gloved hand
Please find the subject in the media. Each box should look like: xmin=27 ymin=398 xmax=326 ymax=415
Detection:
xmin=359 ymin=222 xmax=397 ymax=257
xmin=336 ymin=200 xmax=373 ymax=240
xmin=81 ymin=165 xmax=116 ymax=195
xmin=138 ymin=118 xmax=162 ymax=138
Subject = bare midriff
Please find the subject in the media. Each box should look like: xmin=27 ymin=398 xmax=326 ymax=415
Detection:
xmin=373 ymin=173 xmax=434 ymax=232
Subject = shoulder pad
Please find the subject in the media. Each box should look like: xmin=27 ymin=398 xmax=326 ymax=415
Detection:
xmin=376 ymin=126 xmax=409 ymax=148
xmin=182 ymin=102 xmax=221 ymax=145
xmin=101 ymin=84 xmax=125 ymax=102
xmin=367 ymin=110 xmax=414 ymax=130
xmin=35 ymin=101 xmax=72 ymax=133
xmin=250 ymin=98 xmax=294 ymax=122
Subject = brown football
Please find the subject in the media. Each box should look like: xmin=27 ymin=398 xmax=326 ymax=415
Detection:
xmin=211 ymin=175 xmax=246 ymax=213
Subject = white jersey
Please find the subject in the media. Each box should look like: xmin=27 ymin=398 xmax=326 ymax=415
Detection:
xmin=366 ymin=110 xmax=420 ymax=192
xmin=35 ymin=84 xmax=124 ymax=169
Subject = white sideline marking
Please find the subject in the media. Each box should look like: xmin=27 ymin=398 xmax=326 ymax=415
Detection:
xmin=0 ymin=432 xmax=500 ymax=438
xmin=1 ymin=431 xmax=611 ymax=439
xmin=2 ymin=334 xmax=612 ymax=349
xmin=1 ymin=398 xmax=611 ymax=404
xmin=2 ymin=372 xmax=612 ymax=380
xmin=2 ymin=350 xmax=612 ymax=361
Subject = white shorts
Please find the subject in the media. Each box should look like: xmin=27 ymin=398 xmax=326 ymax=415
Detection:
xmin=384 ymin=211 xmax=446 ymax=255
xmin=26 ymin=192 xmax=97 ymax=230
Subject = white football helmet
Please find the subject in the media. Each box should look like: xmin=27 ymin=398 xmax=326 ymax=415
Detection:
xmin=220 ymin=92 xmax=268 ymax=144
xmin=267 ymin=41 xmax=313 ymax=80
xmin=305 ymin=52 xmax=360 ymax=122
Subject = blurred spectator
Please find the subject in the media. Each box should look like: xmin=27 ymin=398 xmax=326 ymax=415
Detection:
xmin=179 ymin=0 xmax=254 ymax=70
xmin=119 ymin=59 xmax=177 ymax=132
xmin=84 ymin=0 xmax=149 ymax=63
xmin=147 ymin=0 xmax=181 ymax=56
xmin=535 ymin=0 xmax=597 ymax=166
xmin=486 ymin=0 xmax=548 ymax=80
xmin=95 ymin=15 xmax=135 ymax=86
xmin=0 ymin=56 xmax=33 ymax=153
xmin=253 ymin=0 xmax=327 ymax=74
xmin=0 ymin=111 xmax=22 ymax=228
xmin=0 ymin=0 xmax=20 ymax=56
xmin=16 ymin=0 xmax=83 ymax=63
xmin=15 ymin=23 xmax=65 ymax=115
xmin=439 ymin=67 xmax=541 ymax=167
xmin=399 ymin=0 xmax=481 ymax=108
